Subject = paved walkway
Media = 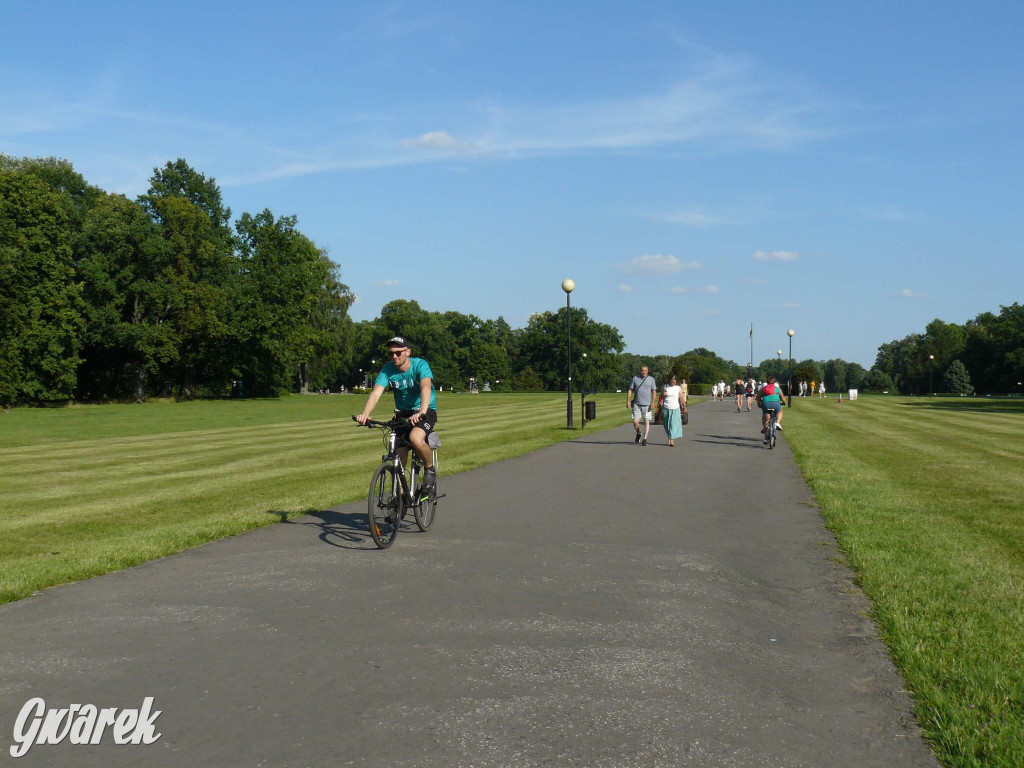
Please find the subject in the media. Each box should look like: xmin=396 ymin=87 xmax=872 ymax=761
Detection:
xmin=0 ymin=400 xmax=939 ymax=767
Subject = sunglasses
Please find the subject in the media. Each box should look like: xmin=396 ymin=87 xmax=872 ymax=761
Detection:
xmin=388 ymin=349 xmax=408 ymax=357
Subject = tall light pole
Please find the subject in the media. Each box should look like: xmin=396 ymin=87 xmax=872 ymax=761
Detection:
xmin=777 ymin=349 xmax=783 ymax=382
xmin=787 ymin=330 xmax=795 ymax=404
xmin=929 ymin=354 xmax=934 ymax=397
xmin=562 ymin=279 xmax=575 ymax=428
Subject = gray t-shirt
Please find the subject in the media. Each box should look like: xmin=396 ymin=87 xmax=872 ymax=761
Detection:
xmin=630 ymin=375 xmax=657 ymax=407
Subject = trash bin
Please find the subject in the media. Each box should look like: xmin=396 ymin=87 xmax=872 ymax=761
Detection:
xmin=585 ymin=400 xmax=596 ymax=421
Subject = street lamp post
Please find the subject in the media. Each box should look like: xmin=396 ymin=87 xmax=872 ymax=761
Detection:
xmin=929 ymin=354 xmax=934 ymax=396
xmin=562 ymin=279 xmax=575 ymax=428
xmin=777 ymin=349 xmax=782 ymax=382
xmin=787 ymin=330 xmax=795 ymax=405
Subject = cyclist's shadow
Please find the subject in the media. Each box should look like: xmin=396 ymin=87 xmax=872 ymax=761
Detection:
xmin=294 ymin=508 xmax=379 ymax=550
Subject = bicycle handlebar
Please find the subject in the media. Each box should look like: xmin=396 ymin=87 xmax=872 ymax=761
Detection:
xmin=351 ymin=414 xmax=410 ymax=430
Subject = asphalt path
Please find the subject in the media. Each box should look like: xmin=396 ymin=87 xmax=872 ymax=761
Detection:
xmin=0 ymin=399 xmax=940 ymax=767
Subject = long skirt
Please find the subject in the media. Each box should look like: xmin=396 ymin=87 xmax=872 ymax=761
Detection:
xmin=662 ymin=407 xmax=683 ymax=439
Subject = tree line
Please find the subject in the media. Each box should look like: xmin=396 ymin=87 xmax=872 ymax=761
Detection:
xmin=3 ymin=153 xmax=1020 ymax=406
xmin=872 ymin=309 xmax=1024 ymax=395
xmin=1 ymin=155 xmax=355 ymax=406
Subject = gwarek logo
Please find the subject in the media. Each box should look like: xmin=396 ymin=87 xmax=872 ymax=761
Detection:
xmin=10 ymin=697 xmax=162 ymax=758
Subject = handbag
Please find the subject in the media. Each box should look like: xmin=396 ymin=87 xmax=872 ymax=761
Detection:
xmin=681 ymin=409 xmax=689 ymax=425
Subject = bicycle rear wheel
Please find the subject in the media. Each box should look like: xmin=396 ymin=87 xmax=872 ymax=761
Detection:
xmin=368 ymin=464 xmax=403 ymax=549
xmin=769 ymin=416 xmax=777 ymax=449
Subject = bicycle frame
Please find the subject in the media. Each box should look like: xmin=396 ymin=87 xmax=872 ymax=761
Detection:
xmin=354 ymin=415 xmax=442 ymax=536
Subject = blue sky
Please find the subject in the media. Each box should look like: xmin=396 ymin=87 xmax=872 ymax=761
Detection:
xmin=3 ymin=1 xmax=1023 ymax=368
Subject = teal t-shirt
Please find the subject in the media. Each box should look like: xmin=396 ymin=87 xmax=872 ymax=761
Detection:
xmin=376 ymin=357 xmax=437 ymax=411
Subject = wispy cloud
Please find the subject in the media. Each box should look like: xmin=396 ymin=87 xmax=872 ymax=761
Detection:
xmin=225 ymin=54 xmax=833 ymax=184
xmin=619 ymin=254 xmax=702 ymax=274
xmin=699 ymin=285 xmax=720 ymax=294
xmin=753 ymin=250 xmax=799 ymax=261
xmin=670 ymin=286 xmax=687 ymax=294
xmin=652 ymin=208 xmax=723 ymax=228
xmin=402 ymin=130 xmax=464 ymax=149
xmin=373 ymin=279 xmax=399 ymax=287
xmin=618 ymin=284 xmax=633 ymax=293
xmin=899 ymin=288 xmax=932 ymax=299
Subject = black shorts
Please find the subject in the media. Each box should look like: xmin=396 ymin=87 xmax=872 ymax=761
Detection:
xmin=396 ymin=409 xmax=437 ymax=437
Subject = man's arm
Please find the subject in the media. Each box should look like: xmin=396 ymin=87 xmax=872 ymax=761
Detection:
xmin=408 ymin=376 xmax=433 ymax=426
xmin=355 ymin=384 xmax=386 ymax=425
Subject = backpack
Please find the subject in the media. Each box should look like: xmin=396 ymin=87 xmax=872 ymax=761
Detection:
xmin=764 ymin=382 xmax=776 ymax=396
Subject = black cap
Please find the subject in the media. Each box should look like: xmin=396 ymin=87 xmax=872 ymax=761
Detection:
xmin=387 ymin=335 xmax=410 ymax=347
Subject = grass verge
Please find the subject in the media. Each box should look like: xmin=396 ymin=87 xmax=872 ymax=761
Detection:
xmin=0 ymin=392 xmax=625 ymax=604
xmin=785 ymin=395 xmax=1024 ymax=768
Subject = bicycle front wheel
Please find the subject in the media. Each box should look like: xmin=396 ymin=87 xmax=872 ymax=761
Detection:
xmin=368 ymin=464 xmax=403 ymax=549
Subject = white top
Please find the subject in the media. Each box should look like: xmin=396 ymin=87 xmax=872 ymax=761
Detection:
xmin=662 ymin=384 xmax=683 ymax=409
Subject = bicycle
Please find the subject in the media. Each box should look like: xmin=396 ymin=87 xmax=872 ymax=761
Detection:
xmin=764 ymin=408 xmax=778 ymax=449
xmin=352 ymin=415 xmax=442 ymax=549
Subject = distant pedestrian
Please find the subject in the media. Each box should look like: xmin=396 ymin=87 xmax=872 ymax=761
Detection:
xmin=660 ymin=375 xmax=686 ymax=447
xmin=746 ymin=378 xmax=756 ymax=411
xmin=734 ymin=376 xmax=746 ymax=412
xmin=627 ymin=365 xmax=657 ymax=446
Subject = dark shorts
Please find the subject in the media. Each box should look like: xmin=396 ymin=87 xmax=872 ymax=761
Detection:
xmin=396 ymin=409 xmax=438 ymax=437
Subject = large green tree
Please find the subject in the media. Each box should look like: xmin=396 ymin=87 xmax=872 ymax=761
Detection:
xmin=516 ymin=306 xmax=624 ymax=392
xmin=0 ymin=168 xmax=84 ymax=405
xmin=302 ymin=255 xmax=355 ymax=392
xmin=138 ymin=161 xmax=235 ymax=397
xmin=232 ymin=210 xmax=329 ymax=396
xmin=76 ymin=193 xmax=179 ymax=401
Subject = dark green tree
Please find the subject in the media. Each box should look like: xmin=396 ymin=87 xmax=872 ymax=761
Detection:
xmin=0 ymin=168 xmax=85 ymax=405
xmin=76 ymin=193 xmax=179 ymax=401
xmin=942 ymin=360 xmax=974 ymax=395
xmin=138 ymin=162 xmax=235 ymax=397
xmin=302 ymin=256 xmax=355 ymax=392
xmin=232 ymin=210 xmax=328 ymax=396
xmin=861 ymin=369 xmax=893 ymax=392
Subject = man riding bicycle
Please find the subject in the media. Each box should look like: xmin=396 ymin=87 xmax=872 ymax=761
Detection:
xmin=355 ymin=336 xmax=437 ymax=497
xmin=757 ymin=373 xmax=787 ymax=443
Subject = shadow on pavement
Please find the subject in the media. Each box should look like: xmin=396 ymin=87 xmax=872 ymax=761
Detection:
xmin=283 ymin=508 xmax=378 ymax=550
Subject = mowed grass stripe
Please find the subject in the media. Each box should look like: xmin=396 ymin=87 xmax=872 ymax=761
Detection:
xmin=0 ymin=393 xmax=627 ymax=603
xmin=786 ymin=397 xmax=1024 ymax=768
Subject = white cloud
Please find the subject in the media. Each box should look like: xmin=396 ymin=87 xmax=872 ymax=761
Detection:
xmin=373 ymin=279 xmax=399 ymax=287
xmin=900 ymin=288 xmax=915 ymax=297
xmin=699 ymin=285 xmax=720 ymax=294
xmin=620 ymin=254 xmax=702 ymax=274
xmin=670 ymin=286 xmax=687 ymax=294
xmin=618 ymin=284 xmax=633 ymax=293
xmin=753 ymin=250 xmax=799 ymax=261
xmin=783 ymin=302 xmax=802 ymax=309
xmin=402 ymin=130 xmax=461 ymax=149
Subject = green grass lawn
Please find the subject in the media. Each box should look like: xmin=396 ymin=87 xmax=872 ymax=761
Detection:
xmin=5 ymin=391 xmax=1022 ymax=767
xmin=0 ymin=392 xmax=625 ymax=604
xmin=784 ymin=395 xmax=1024 ymax=768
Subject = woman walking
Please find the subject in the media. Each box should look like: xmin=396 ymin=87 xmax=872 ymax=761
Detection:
xmin=660 ymin=375 xmax=687 ymax=447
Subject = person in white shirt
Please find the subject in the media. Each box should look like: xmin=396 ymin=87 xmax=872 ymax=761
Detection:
xmin=659 ymin=375 xmax=687 ymax=447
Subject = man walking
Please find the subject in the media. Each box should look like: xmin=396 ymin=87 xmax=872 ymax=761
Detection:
xmin=627 ymin=365 xmax=657 ymax=446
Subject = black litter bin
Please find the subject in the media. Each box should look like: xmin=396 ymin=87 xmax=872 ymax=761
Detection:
xmin=585 ymin=400 xmax=596 ymax=421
